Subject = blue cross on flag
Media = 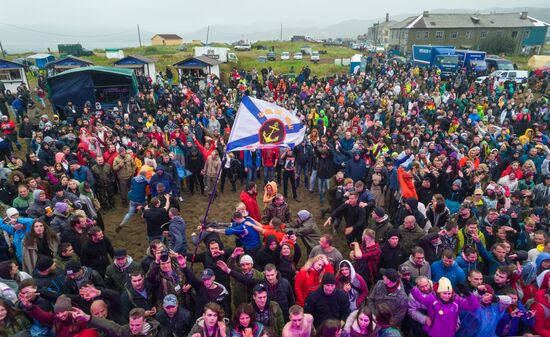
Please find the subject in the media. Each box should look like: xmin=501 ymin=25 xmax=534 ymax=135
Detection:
xmin=226 ymin=96 xmax=306 ymax=152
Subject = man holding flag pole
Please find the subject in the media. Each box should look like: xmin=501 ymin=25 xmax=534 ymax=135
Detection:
xmin=190 ymin=95 xmax=306 ymax=265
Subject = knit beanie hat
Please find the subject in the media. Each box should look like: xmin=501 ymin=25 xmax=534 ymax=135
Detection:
xmin=297 ymin=210 xmax=311 ymax=222
xmin=373 ymin=207 xmax=385 ymax=217
xmin=54 ymin=295 xmax=72 ymax=313
xmin=437 ymin=277 xmax=453 ymax=293
xmin=55 ymin=202 xmax=68 ymax=214
xmin=321 ymin=273 xmax=336 ymax=285
xmin=453 ymin=179 xmax=462 ymax=188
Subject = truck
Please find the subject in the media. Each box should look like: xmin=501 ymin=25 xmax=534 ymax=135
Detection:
xmin=57 ymin=44 xmax=93 ymax=56
xmin=455 ymin=50 xmax=487 ymax=72
xmin=194 ymin=46 xmax=238 ymax=63
xmin=412 ymin=45 xmax=459 ymax=77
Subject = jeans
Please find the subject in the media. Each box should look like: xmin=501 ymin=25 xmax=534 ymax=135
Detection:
xmin=309 ymin=169 xmax=317 ymax=192
xmin=318 ymin=178 xmax=330 ymax=205
xmin=263 ymin=166 xmax=275 ymax=184
xmin=245 ymin=167 xmax=256 ymax=185
xmin=119 ymin=200 xmax=146 ymax=226
xmin=295 ymin=163 xmax=309 ymax=188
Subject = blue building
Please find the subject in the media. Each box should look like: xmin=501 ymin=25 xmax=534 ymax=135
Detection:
xmin=45 ymin=56 xmax=94 ymax=76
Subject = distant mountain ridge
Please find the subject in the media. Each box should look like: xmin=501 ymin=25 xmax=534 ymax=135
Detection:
xmin=182 ymin=6 xmax=550 ymax=43
xmin=3 ymin=6 xmax=549 ymax=53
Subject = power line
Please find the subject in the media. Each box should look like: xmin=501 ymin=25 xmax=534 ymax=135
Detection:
xmin=0 ymin=22 xmax=135 ymax=38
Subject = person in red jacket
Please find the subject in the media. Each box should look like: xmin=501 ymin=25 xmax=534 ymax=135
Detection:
xmin=397 ymin=166 xmax=418 ymax=200
xmin=261 ymin=148 xmax=279 ymax=185
xmin=294 ymin=254 xmax=334 ymax=307
xmin=240 ymin=182 xmax=261 ymax=222
xmin=531 ymin=288 xmax=550 ymax=337
xmin=18 ymin=293 xmax=88 ymax=337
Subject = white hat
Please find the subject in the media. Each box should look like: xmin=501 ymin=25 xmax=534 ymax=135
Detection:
xmin=5 ymin=208 xmax=18 ymax=219
xmin=240 ymin=255 xmax=253 ymax=265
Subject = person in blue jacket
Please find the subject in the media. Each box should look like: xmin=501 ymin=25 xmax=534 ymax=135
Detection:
xmin=207 ymin=211 xmax=262 ymax=257
xmin=117 ymin=170 xmax=149 ymax=230
xmin=344 ymin=152 xmax=367 ymax=183
xmin=150 ymin=168 xmax=174 ymax=197
xmin=243 ymin=150 xmax=262 ymax=185
xmin=431 ymin=249 xmax=466 ymax=288
xmin=457 ymin=283 xmax=513 ymax=337
xmin=0 ymin=207 xmax=33 ymax=265
xmin=10 ymin=96 xmax=24 ymax=123
xmin=495 ymin=287 xmax=534 ymax=336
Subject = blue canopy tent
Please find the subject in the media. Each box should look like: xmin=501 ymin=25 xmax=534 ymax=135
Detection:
xmin=45 ymin=56 xmax=93 ymax=76
xmin=46 ymin=66 xmax=138 ymax=113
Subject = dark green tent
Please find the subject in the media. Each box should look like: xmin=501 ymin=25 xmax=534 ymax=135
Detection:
xmin=46 ymin=66 xmax=138 ymax=111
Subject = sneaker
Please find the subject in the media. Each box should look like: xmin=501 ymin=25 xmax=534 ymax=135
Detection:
xmin=178 ymin=197 xmax=184 ymax=202
xmin=115 ymin=225 xmax=123 ymax=234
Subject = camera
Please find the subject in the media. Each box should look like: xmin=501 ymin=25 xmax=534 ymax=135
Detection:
xmin=287 ymin=230 xmax=294 ymax=236
xmin=160 ymin=249 xmax=170 ymax=263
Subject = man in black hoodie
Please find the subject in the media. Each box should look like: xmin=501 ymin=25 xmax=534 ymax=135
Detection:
xmin=304 ymin=273 xmax=350 ymax=328
xmin=185 ymin=147 xmax=205 ymax=195
xmin=80 ymin=226 xmax=114 ymax=277
xmin=379 ymin=229 xmax=408 ymax=270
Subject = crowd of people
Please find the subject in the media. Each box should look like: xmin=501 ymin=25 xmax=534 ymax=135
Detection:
xmin=0 ymin=54 xmax=549 ymax=337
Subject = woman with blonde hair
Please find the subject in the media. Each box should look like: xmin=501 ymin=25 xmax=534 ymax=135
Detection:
xmin=294 ymin=254 xmax=334 ymax=307
xmin=263 ymin=182 xmax=278 ymax=209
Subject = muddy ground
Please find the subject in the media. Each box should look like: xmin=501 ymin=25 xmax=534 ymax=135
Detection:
xmin=104 ymin=180 xmax=350 ymax=264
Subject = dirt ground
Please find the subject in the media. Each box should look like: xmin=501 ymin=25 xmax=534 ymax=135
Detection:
xmin=103 ymin=180 xmax=349 ymax=263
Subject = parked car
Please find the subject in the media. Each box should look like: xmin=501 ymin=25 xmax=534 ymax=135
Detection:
xmin=310 ymin=51 xmax=320 ymax=63
xmin=293 ymin=52 xmax=303 ymax=60
xmin=234 ymin=42 xmax=251 ymax=51
xmin=267 ymin=51 xmax=276 ymax=61
xmin=280 ymin=52 xmax=290 ymax=61
xmin=257 ymin=56 xmax=267 ymax=63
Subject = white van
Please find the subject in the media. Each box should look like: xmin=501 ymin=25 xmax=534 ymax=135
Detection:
xmin=476 ymin=70 xmax=529 ymax=86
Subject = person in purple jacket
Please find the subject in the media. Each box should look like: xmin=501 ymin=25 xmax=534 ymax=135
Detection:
xmin=410 ymin=277 xmax=480 ymax=337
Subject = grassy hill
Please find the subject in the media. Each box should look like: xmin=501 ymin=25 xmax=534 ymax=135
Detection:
xmin=7 ymin=41 xmax=359 ymax=82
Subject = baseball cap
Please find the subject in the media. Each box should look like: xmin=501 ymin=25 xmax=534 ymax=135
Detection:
xmin=163 ymin=294 xmax=178 ymax=308
xmin=201 ymin=268 xmax=215 ymax=280
xmin=114 ymin=248 xmax=127 ymax=259
xmin=398 ymin=265 xmax=411 ymax=275
xmin=65 ymin=260 xmax=81 ymax=275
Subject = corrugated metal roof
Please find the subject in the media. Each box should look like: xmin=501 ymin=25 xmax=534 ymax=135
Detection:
xmin=393 ymin=12 xmax=549 ymax=29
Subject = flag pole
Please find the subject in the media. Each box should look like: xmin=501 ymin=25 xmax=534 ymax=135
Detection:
xmin=191 ymin=150 xmax=226 ymax=267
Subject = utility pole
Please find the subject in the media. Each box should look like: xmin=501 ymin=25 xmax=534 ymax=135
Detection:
xmin=280 ymin=23 xmax=283 ymax=41
xmin=137 ymin=24 xmax=142 ymax=47
xmin=206 ymin=25 xmax=210 ymax=45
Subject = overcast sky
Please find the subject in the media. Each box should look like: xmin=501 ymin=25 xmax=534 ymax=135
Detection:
xmin=2 ymin=0 xmax=548 ymax=32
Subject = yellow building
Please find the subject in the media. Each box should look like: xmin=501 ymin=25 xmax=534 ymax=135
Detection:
xmin=150 ymin=34 xmax=183 ymax=46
